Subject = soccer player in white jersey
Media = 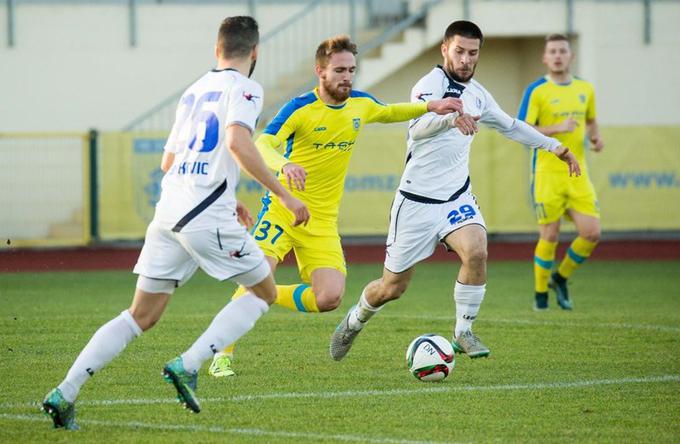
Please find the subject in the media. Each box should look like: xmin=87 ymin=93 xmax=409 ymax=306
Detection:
xmin=41 ymin=16 xmax=309 ymax=429
xmin=330 ymin=20 xmax=580 ymax=360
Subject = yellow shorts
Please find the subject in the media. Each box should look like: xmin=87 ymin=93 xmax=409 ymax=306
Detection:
xmin=532 ymin=171 xmax=600 ymax=224
xmin=251 ymin=200 xmax=346 ymax=283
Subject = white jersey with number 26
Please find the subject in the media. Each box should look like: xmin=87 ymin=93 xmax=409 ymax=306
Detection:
xmin=153 ymin=68 xmax=263 ymax=232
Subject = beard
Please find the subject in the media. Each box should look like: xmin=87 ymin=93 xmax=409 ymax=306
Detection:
xmin=322 ymin=77 xmax=351 ymax=102
xmin=549 ymin=65 xmax=567 ymax=75
xmin=248 ymin=58 xmax=257 ymax=78
xmin=444 ymin=60 xmax=476 ymax=83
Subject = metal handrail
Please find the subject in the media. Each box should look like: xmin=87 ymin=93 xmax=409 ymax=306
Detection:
xmin=259 ymin=0 xmax=441 ymax=123
xmin=122 ymin=0 xmax=325 ymax=131
xmin=359 ymin=0 xmax=441 ymax=57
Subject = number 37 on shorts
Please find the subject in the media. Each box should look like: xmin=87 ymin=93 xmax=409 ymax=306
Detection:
xmin=253 ymin=220 xmax=285 ymax=244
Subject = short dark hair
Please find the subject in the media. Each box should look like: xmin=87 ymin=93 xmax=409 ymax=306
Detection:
xmin=545 ymin=33 xmax=571 ymax=46
xmin=217 ymin=16 xmax=259 ymax=59
xmin=443 ymin=20 xmax=484 ymax=46
xmin=315 ymin=34 xmax=358 ymax=68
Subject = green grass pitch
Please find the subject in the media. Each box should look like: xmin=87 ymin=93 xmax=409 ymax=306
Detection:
xmin=1 ymin=261 xmax=679 ymax=443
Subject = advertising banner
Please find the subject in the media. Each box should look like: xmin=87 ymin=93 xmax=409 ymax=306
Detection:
xmin=97 ymin=126 xmax=680 ymax=240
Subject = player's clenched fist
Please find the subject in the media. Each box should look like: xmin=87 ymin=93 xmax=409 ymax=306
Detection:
xmin=427 ymin=97 xmax=464 ymax=115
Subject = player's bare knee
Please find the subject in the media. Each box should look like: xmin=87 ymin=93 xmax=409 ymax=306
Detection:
xmin=315 ymin=288 xmax=343 ymax=311
xmin=542 ymin=232 xmax=559 ymax=242
xmin=539 ymin=224 xmax=560 ymax=242
xmin=581 ymin=229 xmax=600 ymax=243
xmin=460 ymin=246 xmax=487 ymax=267
xmin=476 ymin=247 xmax=488 ymax=264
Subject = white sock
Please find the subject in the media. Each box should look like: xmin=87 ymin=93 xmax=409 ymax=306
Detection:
xmin=58 ymin=310 xmax=142 ymax=402
xmin=181 ymin=294 xmax=269 ymax=373
xmin=454 ymin=281 xmax=486 ymax=339
xmin=348 ymin=291 xmax=381 ymax=330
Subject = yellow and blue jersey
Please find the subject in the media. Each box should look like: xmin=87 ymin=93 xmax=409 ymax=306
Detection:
xmin=518 ymin=76 xmax=597 ymax=173
xmin=256 ymin=87 xmax=427 ymax=221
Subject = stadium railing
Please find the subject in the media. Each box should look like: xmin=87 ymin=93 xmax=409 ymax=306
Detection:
xmin=121 ymin=0 xmax=400 ymax=132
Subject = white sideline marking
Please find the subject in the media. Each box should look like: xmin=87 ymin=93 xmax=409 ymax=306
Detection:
xmin=3 ymin=375 xmax=678 ymax=410
xmin=0 ymin=413 xmax=457 ymax=444
xmin=381 ymin=314 xmax=680 ymax=333
xmin=32 ymin=313 xmax=680 ymax=333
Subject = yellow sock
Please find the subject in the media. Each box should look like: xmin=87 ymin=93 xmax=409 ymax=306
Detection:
xmin=534 ymin=238 xmax=558 ymax=293
xmin=558 ymin=236 xmax=597 ymax=279
xmin=220 ymin=284 xmax=320 ymax=354
xmin=274 ymin=284 xmax=319 ymax=312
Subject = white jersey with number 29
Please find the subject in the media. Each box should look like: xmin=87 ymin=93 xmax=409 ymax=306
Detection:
xmin=401 ymin=66 xmax=559 ymax=202
xmin=153 ymin=68 xmax=263 ymax=232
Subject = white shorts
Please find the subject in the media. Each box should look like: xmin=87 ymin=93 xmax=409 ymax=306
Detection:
xmin=133 ymin=221 xmax=270 ymax=288
xmin=384 ymin=190 xmax=486 ymax=273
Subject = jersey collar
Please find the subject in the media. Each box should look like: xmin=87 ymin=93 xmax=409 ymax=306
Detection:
xmin=211 ymin=68 xmax=239 ymax=73
xmin=436 ymin=65 xmax=467 ymax=98
xmin=545 ymin=74 xmax=573 ymax=86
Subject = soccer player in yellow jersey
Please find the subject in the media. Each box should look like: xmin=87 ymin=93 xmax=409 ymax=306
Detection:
xmin=518 ymin=34 xmax=605 ymax=311
xmin=208 ymin=34 xmax=462 ymax=377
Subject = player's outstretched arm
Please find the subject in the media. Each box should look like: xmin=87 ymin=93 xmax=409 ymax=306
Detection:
xmin=369 ymin=97 xmax=464 ymax=124
xmin=256 ymin=132 xmax=307 ymax=191
xmin=531 ymin=116 xmax=578 ymax=136
xmin=553 ymin=146 xmax=581 ymax=177
xmin=480 ymin=96 xmax=579 ymax=171
xmin=497 ymin=118 xmax=580 ymax=176
xmin=226 ymin=124 xmax=310 ymax=226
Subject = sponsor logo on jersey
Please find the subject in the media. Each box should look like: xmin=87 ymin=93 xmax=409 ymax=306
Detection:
xmin=446 ymin=86 xmax=463 ymax=96
xmin=314 ymin=126 xmax=327 ymax=132
xmin=243 ymin=92 xmax=260 ymax=102
xmin=312 ymin=140 xmax=355 ymax=152
xmin=442 ymin=77 xmax=466 ymax=98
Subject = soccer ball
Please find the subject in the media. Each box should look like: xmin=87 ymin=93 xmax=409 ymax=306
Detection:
xmin=405 ymin=334 xmax=455 ymax=381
